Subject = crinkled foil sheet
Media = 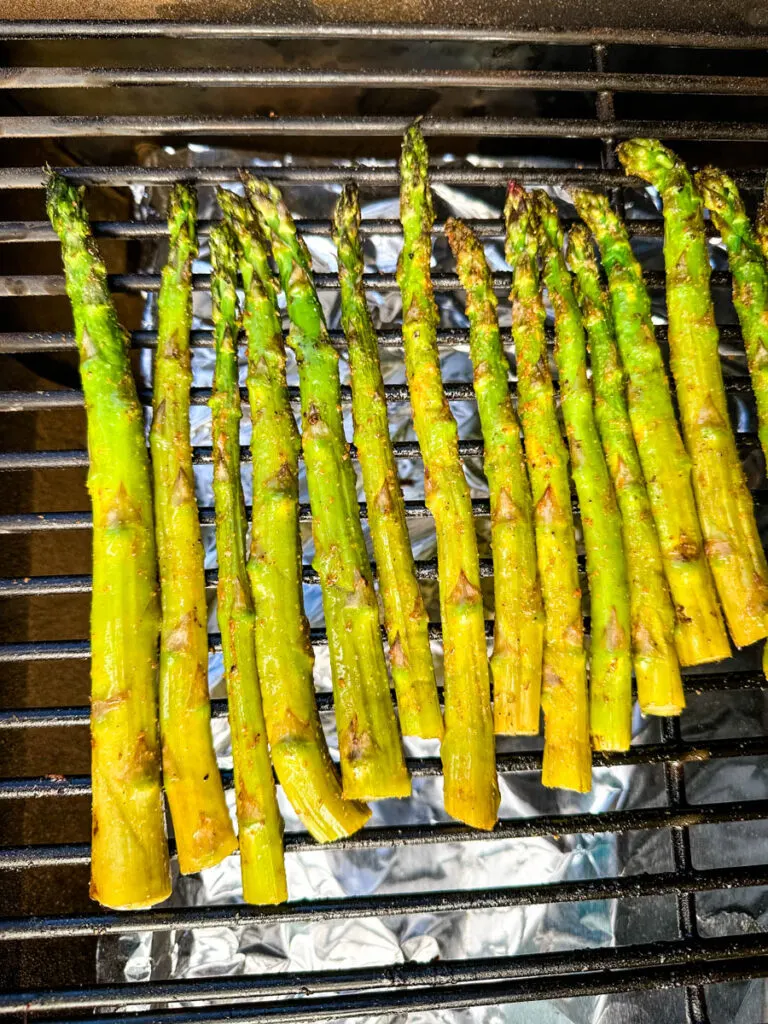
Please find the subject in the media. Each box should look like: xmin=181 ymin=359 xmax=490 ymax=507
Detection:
xmin=97 ymin=145 xmax=768 ymax=1024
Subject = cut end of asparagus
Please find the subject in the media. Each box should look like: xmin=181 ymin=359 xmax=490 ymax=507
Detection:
xmin=616 ymin=138 xmax=686 ymax=191
xmin=694 ymin=167 xmax=746 ymax=230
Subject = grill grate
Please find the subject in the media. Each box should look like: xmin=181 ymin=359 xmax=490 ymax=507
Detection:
xmin=2 ymin=18 xmax=768 ymax=1024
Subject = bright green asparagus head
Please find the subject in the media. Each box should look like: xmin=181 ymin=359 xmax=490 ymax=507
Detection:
xmin=209 ymin=221 xmax=239 ymax=324
xmin=332 ymin=181 xmax=363 ymax=275
xmin=572 ymin=189 xmax=614 ymax=237
xmin=616 ymin=138 xmax=688 ymax=192
xmin=565 ymin=222 xmax=599 ymax=279
xmin=167 ymin=183 xmax=198 ymax=258
xmin=694 ymin=167 xmax=746 ymax=233
xmin=503 ymin=181 xmax=538 ymax=270
xmin=241 ymin=173 xmax=314 ymax=274
xmin=530 ymin=191 xmax=564 ymax=255
xmin=46 ymin=172 xmax=94 ymax=251
xmin=398 ymin=122 xmax=435 ymax=240
xmin=217 ymin=187 xmax=277 ymax=294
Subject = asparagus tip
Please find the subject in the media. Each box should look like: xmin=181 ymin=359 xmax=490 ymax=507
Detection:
xmin=616 ymin=137 xmax=682 ymax=188
xmin=331 ymin=181 xmax=360 ymax=246
xmin=565 ymin=221 xmax=596 ymax=272
xmin=694 ymin=167 xmax=744 ymax=224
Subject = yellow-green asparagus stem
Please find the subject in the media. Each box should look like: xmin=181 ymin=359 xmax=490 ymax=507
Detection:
xmin=573 ymin=189 xmax=729 ymax=667
xmin=151 ymin=185 xmax=237 ymax=874
xmin=533 ymin=192 xmax=632 ymax=753
xmin=567 ymin=223 xmax=684 ymax=716
xmin=47 ymin=172 xmax=171 ymax=909
xmin=396 ymin=125 xmax=499 ymax=828
xmin=619 ymin=139 xmax=768 ymax=650
xmin=505 ymin=183 xmax=591 ymax=791
xmin=209 ymin=223 xmax=287 ymax=904
xmin=333 ymin=183 xmax=443 ymax=740
xmin=244 ymin=175 xmax=411 ymax=803
xmin=219 ymin=190 xmax=370 ymax=841
xmin=446 ymin=216 xmax=544 ymax=736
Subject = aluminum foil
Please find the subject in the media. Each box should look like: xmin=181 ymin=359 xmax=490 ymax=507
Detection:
xmin=97 ymin=145 xmax=768 ymax=1024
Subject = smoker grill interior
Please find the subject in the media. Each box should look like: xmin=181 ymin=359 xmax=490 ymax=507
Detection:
xmin=2 ymin=17 xmax=768 ymax=1024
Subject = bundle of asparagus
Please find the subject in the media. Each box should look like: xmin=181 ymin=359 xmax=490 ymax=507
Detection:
xmin=504 ymin=184 xmax=591 ymax=792
xmin=243 ymin=174 xmax=411 ymax=803
xmin=218 ymin=189 xmax=370 ymax=843
xmin=446 ymin=216 xmax=545 ymax=737
xmin=398 ymin=125 xmax=499 ymax=829
xmin=47 ymin=173 xmax=171 ymax=909
xmin=151 ymin=186 xmax=237 ymax=875
xmin=618 ymin=140 xmax=768 ymax=652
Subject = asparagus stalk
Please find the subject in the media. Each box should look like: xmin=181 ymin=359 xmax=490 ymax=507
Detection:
xmin=46 ymin=172 xmax=171 ymax=909
xmin=209 ymin=223 xmax=287 ymax=903
xmin=533 ymin=192 xmax=633 ymax=752
xmin=243 ymin=175 xmax=411 ymax=803
xmin=333 ymin=183 xmax=443 ymax=740
xmin=756 ymin=180 xmax=768 ymax=264
xmin=392 ymin=126 xmax=500 ymax=828
xmin=567 ymin=223 xmax=684 ymax=716
xmin=695 ymin=169 xmax=768 ymax=467
xmin=504 ymin=184 xmax=590 ymax=789
xmin=218 ymin=190 xmax=371 ymax=840
xmin=445 ymin=216 xmax=545 ymax=736
xmin=618 ymin=139 xmax=768 ymax=649
xmin=573 ymin=189 xmax=729 ymax=666
xmin=150 ymin=185 xmax=237 ymax=874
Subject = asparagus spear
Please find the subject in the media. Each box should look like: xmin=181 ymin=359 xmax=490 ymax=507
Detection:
xmin=533 ymin=192 xmax=633 ymax=753
xmin=209 ymin=222 xmax=287 ymax=903
xmin=573 ymin=189 xmax=729 ymax=667
xmin=333 ymin=183 xmax=443 ymax=740
xmin=395 ymin=125 xmax=499 ymax=829
xmin=504 ymin=184 xmax=590 ymax=789
xmin=567 ymin=223 xmax=684 ymax=716
xmin=695 ymin=169 xmax=768 ymax=467
xmin=618 ymin=139 xmax=768 ymax=650
xmin=445 ymin=216 xmax=545 ymax=736
xmin=218 ymin=190 xmax=371 ymax=840
xmin=243 ymin=175 xmax=411 ymax=803
xmin=755 ymin=181 xmax=768 ymax=264
xmin=46 ymin=172 xmax=171 ymax=909
xmin=150 ymin=185 xmax=237 ymax=874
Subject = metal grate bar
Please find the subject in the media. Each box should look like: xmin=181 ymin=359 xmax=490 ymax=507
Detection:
xmin=5 ymin=116 xmax=768 ymax=142
xmin=7 ymin=67 xmax=768 ymax=97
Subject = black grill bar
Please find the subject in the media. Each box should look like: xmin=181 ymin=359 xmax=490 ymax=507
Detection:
xmin=7 ymin=67 xmax=768 ymax=97
xmin=1 ymin=166 xmax=764 ymax=191
xmin=5 ymin=115 xmax=768 ymax=142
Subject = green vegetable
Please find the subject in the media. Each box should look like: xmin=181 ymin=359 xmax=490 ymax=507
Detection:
xmin=333 ymin=182 xmax=443 ymax=740
xmin=446 ymin=215 xmax=544 ymax=736
xmin=567 ymin=222 xmax=684 ymax=716
xmin=218 ymin=189 xmax=371 ymax=841
xmin=209 ymin=222 xmax=287 ymax=903
xmin=46 ymin=171 xmax=171 ymax=908
xmin=243 ymin=175 xmax=411 ymax=802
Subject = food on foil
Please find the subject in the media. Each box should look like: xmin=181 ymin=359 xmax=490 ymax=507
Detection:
xmin=619 ymin=138 xmax=768 ymax=652
xmin=504 ymin=183 xmax=591 ymax=793
xmin=153 ymin=185 xmax=237 ymax=877
xmin=574 ymin=184 xmax=729 ymax=666
xmin=244 ymin=174 xmax=411 ymax=803
xmin=534 ymin=191 xmax=633 ymax=753
xmin=209 ymin=222 xmax=287 ymax=904
xmin=47 ymin=172 xmax=171 ymax=910
xmin=334 ymin=182 xmax=443 ymax=741
xmin=399 ymin=124 xmax=500 ymax=830
xmin=220 ymin=188 xmax=370 ymax=843
xmin=566 ymin=221 xmax=684 ymax=717
xmin=446 ymin=215 xmax=544 ymax=738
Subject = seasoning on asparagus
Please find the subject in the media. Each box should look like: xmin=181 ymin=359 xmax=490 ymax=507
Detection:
xmin=446 ymin=216 xmax=545 ymax=736
xmin=46 ymin=172 xmax=171 ymax=909
xmin=395 ymin=124 xmax=499 ymax=828
xmin=504 ymin=184 xmax=590 ymax=789
xmin=243 ymin=175 xmax=410 ymax=803
xmin=219 ymin=190 xmax=371 ymax=841
xmin=533 ymin=192 xmax=633 ymax=752
xmin=573 ymin=189 xmax=729 ymax=667
xmin=151 ymin=185 xmax=237 ymax=875
xmin=755 ymin=179 xmax=768 ymax=264
xmin=619 ymin=139 xmax=768 ymax=650
xmin=209 ymin=222 xmax=287 ymax=903
xmin=567 ymin=223 xmax=684 ymax=716
xmin=333 ymin=182 xmax=443 ymax=740
xmin=695 ymin=169 xmax=768 ymax=466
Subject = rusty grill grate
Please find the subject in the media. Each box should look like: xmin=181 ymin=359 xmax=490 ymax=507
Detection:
xmin=1 ymin=18 xmax=768 ymax=1024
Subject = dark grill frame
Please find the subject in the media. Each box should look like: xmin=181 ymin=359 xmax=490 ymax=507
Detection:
xmin=2 ymin=17 xmax=768 ymax=1024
